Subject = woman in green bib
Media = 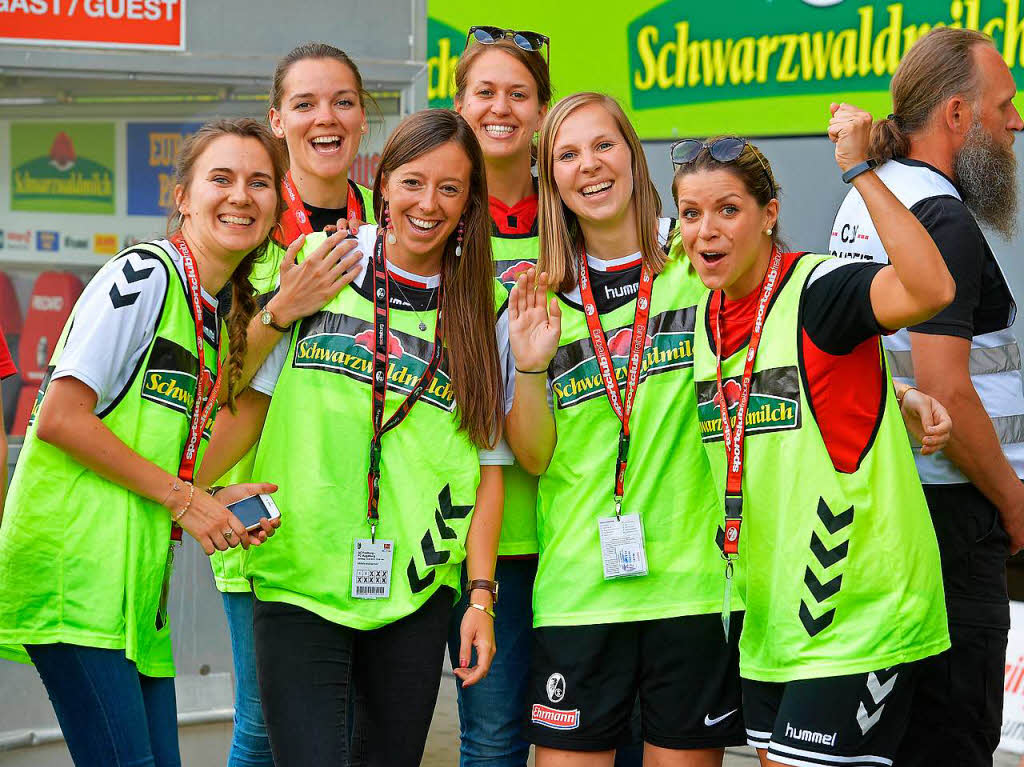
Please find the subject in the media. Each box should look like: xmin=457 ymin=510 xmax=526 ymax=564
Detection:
xmin=199 ymin=109 xmax=509 ymax=766
xmin=0 ymin=118 xmax=283 ymax=767
xmin=674 ymin=105 xmax=953 ymax=766
xmin=506 ymin=91 xmax=744 ymax=766
xmin=446 ymin=25 xmax=551 ymax=766
xmin=207 ymin=41 xmax=375 ymax=767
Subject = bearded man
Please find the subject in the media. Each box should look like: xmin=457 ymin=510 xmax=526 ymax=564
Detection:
xmin=830 ymin=27 xmax=1024 ymax=766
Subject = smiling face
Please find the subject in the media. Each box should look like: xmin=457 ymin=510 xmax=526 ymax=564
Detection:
xmin=382 ymin=140 xmax=472 ymax=267
xmin=675 ymin=167 xmax=778 ymax=298
xmin=456 ymin=48 xmax=547 ymax=165
xmin=551 ymin=102 xmax=635 ymax=229
xmin=269 ymin=57 xmax=366 ymax=185
xmin=175 ymin=134 xmax=278 ymax=260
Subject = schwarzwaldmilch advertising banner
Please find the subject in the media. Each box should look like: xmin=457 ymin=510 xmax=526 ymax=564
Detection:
xmin=428 ymin=0 xmax=1024 ymax=138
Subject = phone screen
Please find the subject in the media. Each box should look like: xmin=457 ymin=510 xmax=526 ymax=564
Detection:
xmin=227 ymin=494 xmax=274 ymax=530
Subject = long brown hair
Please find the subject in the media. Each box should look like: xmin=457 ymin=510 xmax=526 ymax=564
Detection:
xmin=373 ymin=110 xmax=502 ymax=448
xmin=537 ymin=92 xmax=665 ymax=292
xmin=167 ymin=118 xmax=287 ymax=411
xmin=870 ymin=27 xmax=992 ymax=162
xmin=670 ymin=136 xmax=783 ymax=251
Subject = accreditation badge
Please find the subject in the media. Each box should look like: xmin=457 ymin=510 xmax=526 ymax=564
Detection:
xmin=597 ymin=514 xmax=649 ymax=580
xmin=351 ymin=539 xmax=394 ymax=599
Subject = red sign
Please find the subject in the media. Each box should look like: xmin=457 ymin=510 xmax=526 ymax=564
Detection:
xmin=0 ymin=0 xmax=185 ymax=51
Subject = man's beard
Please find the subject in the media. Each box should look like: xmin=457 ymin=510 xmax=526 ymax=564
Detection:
xmin=953 ymin=119 xmax=1018 ymax=238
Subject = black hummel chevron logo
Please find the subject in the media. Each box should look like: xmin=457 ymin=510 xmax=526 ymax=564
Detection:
xmin=407 ymin=558 xmax=435 ymax=593
xmin=817 ymin=498 xmax=854 ymax=534
xmin=804 ymin=567 xmax=843 ymax=602
xmin=109 ymin=284 xmax=140 ymax=309
xmin=122 ymin=259 xmax=154 ymax=283
xmin=799 ymin=601 xmax=836 ymax=637
xmin=810 ymin=532 xmax=849 ymax=569
xmin=420 ymin=530 xmax=450 ymax=566
xmin=435 ymin=510 xmax=457 ymax=540
xmin=437 ymin=484 xmax=473 ymax=520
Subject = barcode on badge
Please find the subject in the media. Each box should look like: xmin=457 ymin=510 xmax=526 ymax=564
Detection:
xmin=356 ymin=585 xmax=387 ymax=596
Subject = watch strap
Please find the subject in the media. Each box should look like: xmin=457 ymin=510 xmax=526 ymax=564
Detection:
xmin=261 ymin=309 xmax=291 ymax=334
xmin=842 ymin=158 xmax=878 ymax=184
xmin=468 ymin=578 xmax=499 ymax=605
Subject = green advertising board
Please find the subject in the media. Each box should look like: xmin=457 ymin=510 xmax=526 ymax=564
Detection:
xmin=428 ymin=0 xmax=1024 ymax=138
xmin=11 ymin=122 xmax=116 ymax=214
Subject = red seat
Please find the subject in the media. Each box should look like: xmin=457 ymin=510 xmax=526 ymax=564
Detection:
xmin=19 ymin=272 xmax=82 ymax=384
xmin=0 ymin=271 xmax=25 ymax=433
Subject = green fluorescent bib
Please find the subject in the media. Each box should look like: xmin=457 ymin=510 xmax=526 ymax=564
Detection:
xmin=0 ymin=243 xmax=224 ymax=677
xmin=693 ymin=254 xmax=949 ymax=682
xmin=493 ymin=232 xmax=541 ymax=556
xmin=533 ymin=255 xmax=733 ymax=627
xmin=244 ymin=231 xmax=506 ymax=629
xmin=211 ymin=183 xmax=377 ymax=592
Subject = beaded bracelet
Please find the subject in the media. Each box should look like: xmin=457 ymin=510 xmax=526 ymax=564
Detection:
xmin=173 ymin=482 xmax=196 ymax=522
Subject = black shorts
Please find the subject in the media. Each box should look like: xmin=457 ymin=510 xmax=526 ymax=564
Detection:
xmin=525 ymin=612 xmax=744 ymax=751
xmin=743 ymin=663 xmax=918 ymax=766
xmin=895 ymin=482 xmax=1010 ymax=766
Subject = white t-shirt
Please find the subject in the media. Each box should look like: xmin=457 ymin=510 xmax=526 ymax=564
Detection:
xmin=53 ymin=239 xmax=220 ymax=414
xmin=252 ymin=225 xmax=514 ymax=465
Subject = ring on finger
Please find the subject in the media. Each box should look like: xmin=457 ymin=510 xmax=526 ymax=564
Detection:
xmin=223 ymin=530 xmax=234 ymax=540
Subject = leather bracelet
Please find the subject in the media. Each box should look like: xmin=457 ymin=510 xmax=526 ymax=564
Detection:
xmin=842 ymin=158 xmax=878 ymax=184
xmin=173 ymin=482 xmax=195 ymax=522
xmin=468 ymin=578 xmax=499 ymax=605
xmin=468 ymin=602 xmax=495 ymax=619
xmin=515 ymin=366 xmax=548 ymax=375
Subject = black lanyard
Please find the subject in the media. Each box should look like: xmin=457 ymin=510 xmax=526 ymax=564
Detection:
xmin=365 ymin=232 xmax=444 ymax=540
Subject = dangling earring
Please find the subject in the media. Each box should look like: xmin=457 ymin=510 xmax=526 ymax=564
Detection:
xmin=454 ymin=217 xmax=465 ymax=257
xmin=384 ymin=202 xmax=397 ymax=245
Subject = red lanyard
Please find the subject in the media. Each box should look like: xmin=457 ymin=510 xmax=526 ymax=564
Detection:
xmin=576 ymin=248 xmax=655 ymax=518
xmin=365 ymin=233 xmax=444 ymax=541
xmin=168 ymin=234 xmax=223 ymax=541
xmin=712 ymin=247 xmax=784 ymax=557
xmin=277 ymin=171 xmax=364 ymax=245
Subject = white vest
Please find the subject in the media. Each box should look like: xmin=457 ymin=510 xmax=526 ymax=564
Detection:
xmin=829 ymin=159 xmax=1024 ymax=484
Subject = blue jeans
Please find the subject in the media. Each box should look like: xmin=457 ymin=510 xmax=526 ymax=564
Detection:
xmin=448 ymin=557 xmax=536 ymax=767
xmin=221 ymin=591 xmax=274 ymax=767
xmin=26 ymin=643 xmax=181 ymax=767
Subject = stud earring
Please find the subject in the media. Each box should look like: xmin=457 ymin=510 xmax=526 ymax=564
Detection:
xmin=766 ymin=228 xmax=773 ymax=236
xmin=455 ymin=218 xmax=465 ymax=257
xmin=384 ymin=203 xmax=397 ymax=245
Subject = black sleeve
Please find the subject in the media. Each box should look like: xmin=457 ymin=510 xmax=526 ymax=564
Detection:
xmin=905 ymin=196 xmax=984 ymax=339
xmin=803 ymin=260 xmax=887 ymax=355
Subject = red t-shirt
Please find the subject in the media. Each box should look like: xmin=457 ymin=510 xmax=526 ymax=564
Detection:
xmin=489 ymin=194 xmax=538 ymax=236
xmin=708 ymin=253 xmax=888 ymax=474
xmin=0 ymin=333 xmax=15 ymax=380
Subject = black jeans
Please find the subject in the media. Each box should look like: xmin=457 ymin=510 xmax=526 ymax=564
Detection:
xmin=253 ymin=589 xmax=452 ymax=767
xmin=896 ymin=482 xmax=1010 ymax=767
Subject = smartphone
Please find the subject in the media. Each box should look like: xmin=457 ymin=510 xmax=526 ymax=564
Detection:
xmin=226 ymin=493 xmax=281 ymax=532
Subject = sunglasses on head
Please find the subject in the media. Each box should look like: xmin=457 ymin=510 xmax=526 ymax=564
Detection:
xmin=670 ymin=137 xmax=776 ymax=201
xmin=467 ymin=25 xmax=550 ymax=63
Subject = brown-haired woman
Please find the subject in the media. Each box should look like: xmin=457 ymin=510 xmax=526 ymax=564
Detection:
xmin=507 ymin=91 xmax=744 ymax=767
xmin=0 ymin=118 xmax=283 ymax=767
xmin=199 ymin=108 xmax=510 ymax=766
xmin=205 ymin=41 xmax=374 ymax=767
xmin=448 ymin=25 xmax=550 ymax=767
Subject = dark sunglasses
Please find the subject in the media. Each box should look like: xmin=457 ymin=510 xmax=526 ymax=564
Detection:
xmin=467 ymin=25 xmax=550 ymax=63
xmin=670 ymin=137 xmax=776 ymax=201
